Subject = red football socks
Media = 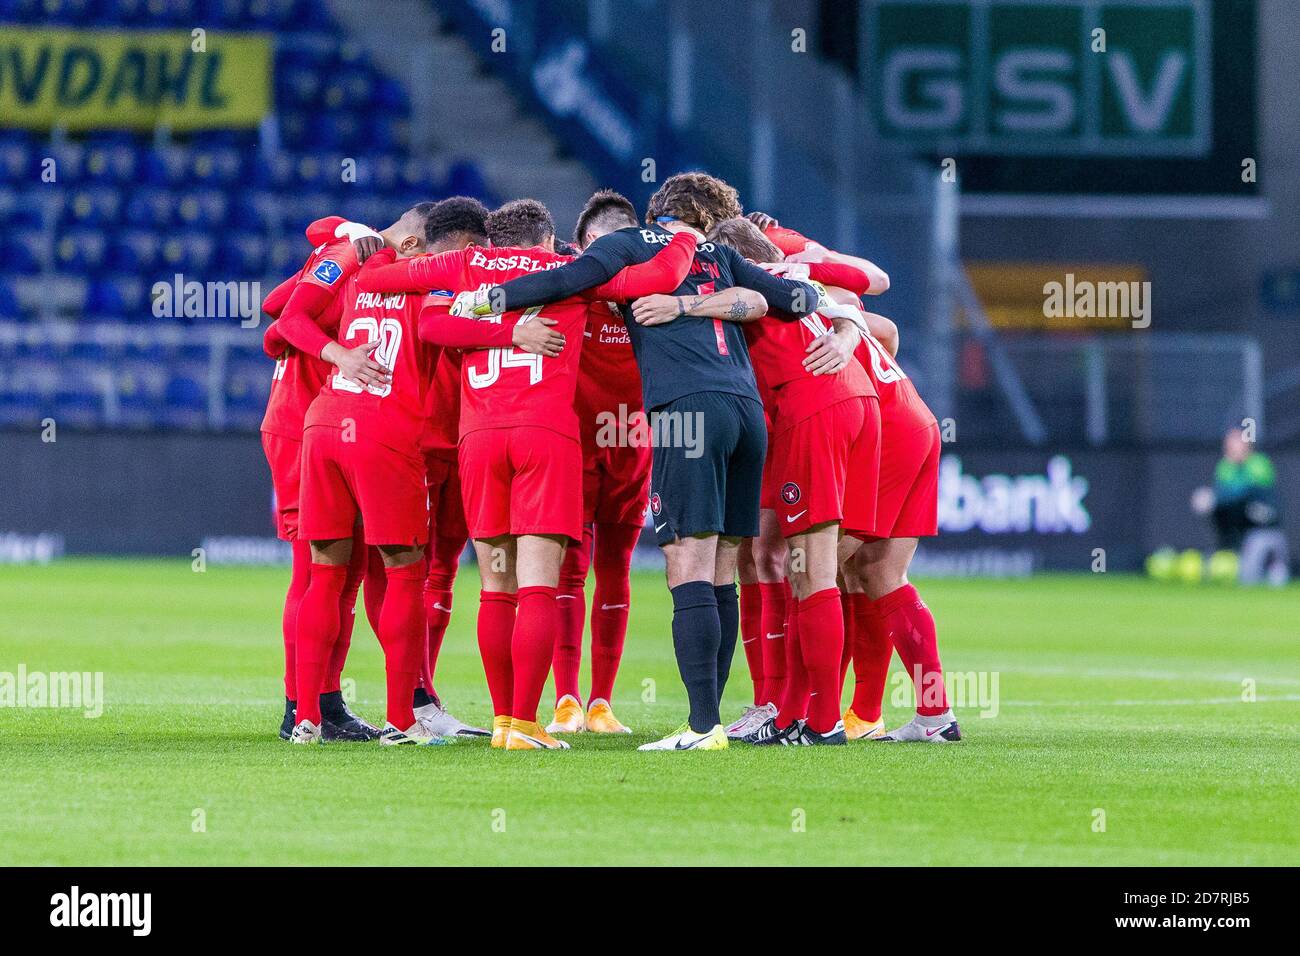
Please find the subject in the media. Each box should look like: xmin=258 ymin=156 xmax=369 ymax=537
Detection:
xmin=377 ymin=561 xmax=427 ymax=730
xmin=422 ymin=532 xmax=463 ymax=700
xmin=739 ymin=581 xmax=764 ymax=704
xmin=850 ymin=592 xmax=892 ymax=722
xmin=588 ymin=522 xmax=638 ymax=703
xmin=512 ymin=585 xmax=559 ymax=723
xmin=324 ymin=529 xmax=367 ymax=694
xmin=281 ymin=539 xmax=312 ymax=700
xmin=553 ymin=529 xmax=591 ymax=703
xmin=293 ymin=562 xmax=349 ymax=726
xmin=776 ymin=594 xmax=809 ymax=727
xmin=797 ymin=588 xmax=846 ymax=734
xmin=362 ymin=546 xmax=386 ymax=636
xmin=477 ymin=590 xmax=517 ymax=716
xmin=877 ymin=584 xmax=948 ymax=716
xmin=758 ymin=580 xmax=789 ymax=708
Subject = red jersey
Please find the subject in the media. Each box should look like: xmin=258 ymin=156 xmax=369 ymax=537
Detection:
xmin=424 ymin=245 xmax=592 ymax=441
xmin=744 ymin=266 xmax=874 ymax=434
xmin=576 ymin=301 xmax=643 ymax=449
xmin=260 ymin=238 xmax=358 ymax=439
xmin=854 ymin=333 xmax=937 ymax=433
xmin=422 ymin=343 xmax=463 ymax=458
xmin=303 ymin=276 xmax=435 ymax=457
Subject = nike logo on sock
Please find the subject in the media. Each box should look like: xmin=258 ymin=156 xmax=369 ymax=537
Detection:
xmin=432 ymin=603 xmax=451 ymax=612
xmin=600 ymin=603 xmax=628 ymax=610
xmin=765 ymin=632 xmax=784 ymax=640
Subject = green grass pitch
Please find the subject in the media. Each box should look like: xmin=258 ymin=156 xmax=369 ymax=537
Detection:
xmin=1 ymin=559 xmax=1296 ymax=866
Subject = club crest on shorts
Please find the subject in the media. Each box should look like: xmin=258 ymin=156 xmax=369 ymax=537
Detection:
xmin=649 ymin=492 xmax=662 ymax=516
xmin=781 ymin=482 xmax=801 ymax=505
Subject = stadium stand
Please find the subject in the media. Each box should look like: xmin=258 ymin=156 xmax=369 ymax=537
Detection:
xmin=0 ymin=0 xmax=494 ymax=429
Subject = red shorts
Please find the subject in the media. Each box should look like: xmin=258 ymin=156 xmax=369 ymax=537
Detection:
xmin=424 ymin=451 xmax=469 ymax=542
xmin=262 ymin=431 xmax=303 ymax=541
xmin=869 ymin=420 xmax=940 ymax=538
xmin=459 ymin=426 xmax=583 ymax=542
xmin=299 ymin=424 xmax=428 ymax=546
xmin=769 ymin=397 xmax=880 ymax=538
xmin=583 ymin=439 xmax=651 ymax=527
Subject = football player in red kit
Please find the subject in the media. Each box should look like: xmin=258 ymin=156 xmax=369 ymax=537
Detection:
xmin=357 ymin=198 xmax=697 ymax=750
xmin=260 ymin=215 xmax=403 ymax=742
xmin=547 ymin=191 xmax=659 ymax=737
xmin=405 ymin=199 xmax=494 ymax=738
xmin=286 ymin=202 xmax=448 ymax=746
xmin=321 ymin=205 xmax=493 ymax=738
xmin=634 ymin=217 xmax=879 ymax=745
xmin=758 ymin=216 xmax=959 ymax=743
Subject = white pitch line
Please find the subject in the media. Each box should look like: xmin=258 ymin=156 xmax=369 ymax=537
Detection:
xmin=1000 ymin=694 xmax=1300 ymax=708
xmin=974 ymin=665 xmax=1300 ymax=685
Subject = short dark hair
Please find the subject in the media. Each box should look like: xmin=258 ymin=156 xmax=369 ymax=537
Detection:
xmin=710 ymin=217 xmax=782 ymax=263
xmin=646 ymin=172 xmax=741 ymax=234
xmin=425 ymin=196 xmax=488 ymax=245
xmin=394 ymin=201 xmax=437 ymax=234
xmin=485 ymin=199 xmax=555 ymax=248
xmin=573 ymin=189 xmax=637 ymax=248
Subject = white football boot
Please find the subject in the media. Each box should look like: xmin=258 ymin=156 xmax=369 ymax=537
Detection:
xmin=289 ymin=719 xmax=322 ymax=745
xmin=879 ymin=709 xmax=962 ymax=742
xmin=379 ymin=722 xmax=451 ymax=746
xmin=638 ymin=723 xmax=728 ymax=751
xmin=413 ymin=700 xmax=490 ymax=738
xmin=725 ymin=702 xmax=777 ymax=739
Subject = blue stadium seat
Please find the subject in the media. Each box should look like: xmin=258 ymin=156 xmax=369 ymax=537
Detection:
xmin=59 ymin=187 xmax=123 ymax=228
xmin=124 ymin=189 xmax=178 ymax=229
xmin=83 ymin=143 xmax=138 ymax=184
xmin=0 ymin=0 xmax=470 ymax=429
xmin=0 ymin=392 xmax=45 ymax=428
xmin=0 ymin=279 xmax=18 ymax=318
xmin=189 ymin=148 xmax=244 ymax=186
xmin=5 ymin=240 xmax=42 ymax=276
xmin=0 ymin=140 xmax=33 ymax=182
xmin=108 ymin=232 xmax=162 ymax=273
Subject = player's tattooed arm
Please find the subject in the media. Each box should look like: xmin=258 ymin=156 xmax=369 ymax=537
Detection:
xmin=630 ymin=288 xmax=767 ymax=327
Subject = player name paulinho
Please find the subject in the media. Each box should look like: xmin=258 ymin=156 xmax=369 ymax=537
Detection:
xmin=50 ymin=886 xmax=151 ymax=936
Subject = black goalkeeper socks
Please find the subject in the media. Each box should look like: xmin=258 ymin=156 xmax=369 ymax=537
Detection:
xmin=319 ymin=689 xmax=348 ymax=719
xmin=713 ymin=582 xmax=739 ymax=705
xmin=671 ymin=580 xmax=722 ymax=733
